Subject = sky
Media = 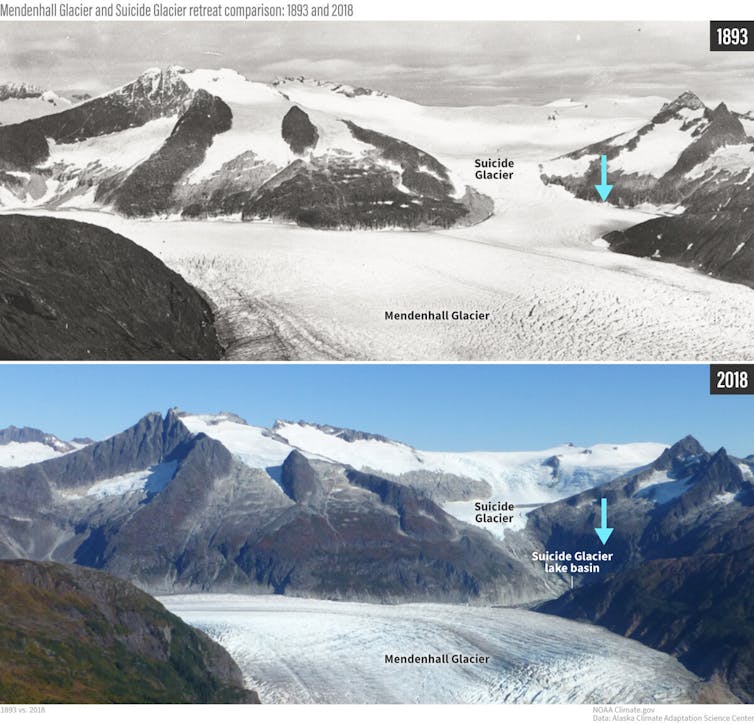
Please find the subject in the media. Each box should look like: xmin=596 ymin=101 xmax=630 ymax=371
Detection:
xmin=4 ymin=21 xmax=754 ymax=107
xmin=0 ymin=364 xmax=751 ymax=456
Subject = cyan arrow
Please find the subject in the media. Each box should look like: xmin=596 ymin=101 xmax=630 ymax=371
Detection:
xmin=595 ymin=497 xmax=613 ymax=544
xmin=594 ymin=155 xmax=613 ymax=201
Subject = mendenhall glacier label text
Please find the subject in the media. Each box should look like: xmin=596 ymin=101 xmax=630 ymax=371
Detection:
xmin=384 ymin=310 xmax=490 ymax=321
xmin=384 ymin=654 xmax=490 ymax=664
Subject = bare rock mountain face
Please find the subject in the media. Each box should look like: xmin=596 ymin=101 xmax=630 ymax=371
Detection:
xmin=281 ymin=105 xmax=319 ymax=154
xmin=0 ymin=214 xmax=222 ymax=360
xmin=244 ymin=119 xmax=493 ymax=229
xmin=541 ymin=91 xmax=754 ymax=287
xmin=0 ymin=559 xmax=259 ymax=703
xmin=0 ymin=410 xmax=548 ymax=604
xmin=0 ymin=66 xmax=492 ymax=230
xmin=111 ymin=89 xmax=232 ymax=216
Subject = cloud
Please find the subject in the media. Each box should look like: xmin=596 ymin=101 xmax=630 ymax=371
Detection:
xmin=22 ymin=36 xmax=80 ymax=53
xmin=5 ymin=21 xmax=754 ymax=108
xmin=60 ymin=77 xmax=111 ymax=93
xmin=257 ymin=57 xmax=410 ymax=81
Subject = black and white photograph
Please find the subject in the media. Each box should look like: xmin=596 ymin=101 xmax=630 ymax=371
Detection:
xmin=2 ymin=21 xmax=754 ymax=360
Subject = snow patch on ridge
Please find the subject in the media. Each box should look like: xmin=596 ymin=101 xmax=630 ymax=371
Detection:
xmin=634 ymin=472 xmax=692 ymax=504
xmin=62 ymin=461 xmax=179 ymax=499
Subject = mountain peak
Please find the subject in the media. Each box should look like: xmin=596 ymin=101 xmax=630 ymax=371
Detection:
xmin=667 ymin=90 xmax=705 ymax=111
xmin=0 ymin=81 xmax=45 ymax=101
xmin=672 ymin=434 xmax=706 ymax=455
xmin=273 ymin=419 xmax=397 ymax=445
xmin=178 ymin=411 xmax=249 ymax=426
xmin=652 ymin=434 xmax=706 ymax=471
xmin=652 ymin=91 xmax=706 ymax=123
xmin=0 ymin=424 xmax=72 ymax=452
xmin=271 ymin=75 xmax=387 ymax=99
xmin=122 ymin=66 xmax=192 ymax=104
xmin=711 ymin=101 xmax=733 ymax=118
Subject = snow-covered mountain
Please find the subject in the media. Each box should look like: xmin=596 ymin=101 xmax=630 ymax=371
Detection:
xmin=0 ymin=409 xmax=548 ymax=603
xmin=0 ymin=81 xmax=71 ymax=125
xmin=540 ymin=91 xmax=754 ymax=287
xmin=0 ymin=407 xmax=668 ymax=602
xmin=540 ymin=91 xmax=750 ymax=204
xmin=0 ymin=425 xmax=87 ymax=468
xmin=0 ymin=66 xmax=492 ymax=229
xmin=180 ymin=412 xmax=666 ymax=512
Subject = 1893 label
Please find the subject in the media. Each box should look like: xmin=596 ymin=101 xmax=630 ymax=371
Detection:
xmin=710 ymin=21 xmax=754 ymax=51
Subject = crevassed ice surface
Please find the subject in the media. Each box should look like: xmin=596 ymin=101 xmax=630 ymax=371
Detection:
xmin=162 ymin=595 xmax=703 ymax=705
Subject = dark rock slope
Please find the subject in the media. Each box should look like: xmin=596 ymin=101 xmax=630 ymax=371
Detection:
xmin=0 ymin=68 xmax=193 ymax=170
xmin=0 ymin=559 xmax=259 ymax=703
xmin=604 ymin=209 xmax=754 ymax=288
xmin=112 ymin=90 xmax=232 ymax=216
xmin=244 ymin=120 xmax=493 ymax=229
xmin=0 ymin=214 xmax=223 ymax=360
xmin=281 ymin=105 xmax=319 ymax=154
xmin=540 ymin=549 xmax=754 ymax=703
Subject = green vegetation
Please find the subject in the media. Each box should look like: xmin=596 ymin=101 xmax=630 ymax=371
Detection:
xmin=0 ymin=560 xmax=258 ymax=704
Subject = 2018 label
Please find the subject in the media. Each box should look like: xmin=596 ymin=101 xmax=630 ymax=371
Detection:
xmin=709 ymin=365 xmax=754 ymax=394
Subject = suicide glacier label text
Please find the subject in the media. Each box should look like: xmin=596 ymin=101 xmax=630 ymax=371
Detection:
xmin=474 ymin=501 xmax=515 ymax=524
xmin=474 ymin=157 xmax=515 ymax=180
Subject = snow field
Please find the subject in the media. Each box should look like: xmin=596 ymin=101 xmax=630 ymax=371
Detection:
xmin=177 ymin=414 xmax=665 ymax=515
xmin=0 ymin=441 xmax=69 ymax=468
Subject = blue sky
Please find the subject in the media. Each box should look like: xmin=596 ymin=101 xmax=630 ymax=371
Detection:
xmin=0 ymin=364 xmax=751 ymax=455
